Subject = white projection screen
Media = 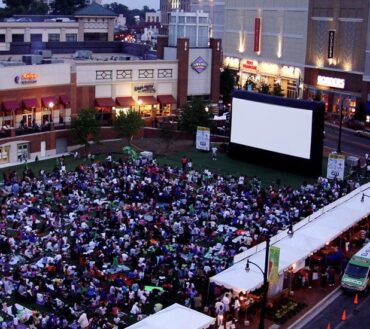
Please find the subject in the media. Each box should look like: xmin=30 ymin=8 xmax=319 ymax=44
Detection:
xmin=231 ymin=97 xmax=313 ymax=159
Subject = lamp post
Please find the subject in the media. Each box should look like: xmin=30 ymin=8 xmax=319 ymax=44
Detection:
xmin=337 ymin=96 xmax=350 ymax=154
xmin=245 ymin=224 xmax=294 ymax=329
xmin=48 ymin=101 xmax=54 ymax=129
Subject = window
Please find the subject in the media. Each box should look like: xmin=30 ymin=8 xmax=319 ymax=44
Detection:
xmin=66 ymin=33 xmax=77 ymax=42
xmin=17 ymin=143 xmax=28 ymax=162
xmin=48 ymin=34 xmax=60 ymax=42
xmin=0 ymin=34 xmax=5 ymax=42
xmin=0 ymin=146 xmax=10 ymax=164
xmin=138 ymin=69 xmax=154 ymax=79
xmin=12 ymin=34 xmax=24 ymax=42
xmin=96 ymin=70 xmax=113 ymax=80
xmin=186 ymin=16 xmax=196 ymax=23
xmin=84 ymin=33 xmax=108 ymax=41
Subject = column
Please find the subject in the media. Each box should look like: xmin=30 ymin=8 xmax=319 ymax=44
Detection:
xmin=210 ymin=38 xmax=222 ymax=103
xmin=176 ymin=38 xmax=189 ymax=108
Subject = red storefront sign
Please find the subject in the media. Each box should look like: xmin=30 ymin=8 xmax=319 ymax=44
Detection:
xmin=242 ymin=59 xmax=258 ymax=71
xmin=254 ymin=18 xmax=261 ymax=52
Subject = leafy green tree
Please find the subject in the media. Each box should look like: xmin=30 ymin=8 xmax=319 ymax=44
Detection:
xmin=258 ymin=82 xmax=270 ymax=94
xmin=354 ymin=99 xmax=366 ymax=122
xmin=70 ymin=108 xmax=100 ymax=152
xmin=105 ymin=2 xmax=155 ymax=25
xmin=113 ymin=109 xmax=144 ymax=144
xmin=220 ymin=67 xmax=235 ymax=104
xmin=52 ymin=0 xmax=85 ymax=15
xmin=159 ymin=123 xmax=177 ymax=151
xmin=0 ymin=0 xmax=48 ymax=16
xmin=272 ymin=82 xmax=284 ymax=97
xmin=178 ymin=97 xmax=214 ymax=142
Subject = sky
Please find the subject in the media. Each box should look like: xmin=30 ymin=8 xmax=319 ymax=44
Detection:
xmin=0 ymin=1 xmax=160 ymax=10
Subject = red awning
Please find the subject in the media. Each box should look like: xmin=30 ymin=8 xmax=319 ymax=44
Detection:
xmin=95 ymin=98 xmax=115 ymax=107
xmin=22 ymin=98 xmax=39 ymax=109
xmin=157 ymin=95 xmax=176 ymax=105
xmin=60 ymin=95 xmax=70 ymax=106
xmin=2 ymin=100 xmax=19 ymax=112
xmin=138 ymin=96 xmax=158 ymax=106
xmin=116 ymin=97 xmax=136 ymax=107
xmin=41 ymin=96 xmax=58 ymax=107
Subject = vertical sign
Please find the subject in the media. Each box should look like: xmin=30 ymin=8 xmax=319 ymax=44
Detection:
xmin=268 ymin=246 xmax=280 ymax=284
xmin=196 ymin=126 xmax=210 ymax=151
xmin=327 ymin=152 xmax=345 ymax=180
xmin=254 ymin=18 xmax=261 ymax=52
xmin=328 ymin=30 xmax=335 ymax=59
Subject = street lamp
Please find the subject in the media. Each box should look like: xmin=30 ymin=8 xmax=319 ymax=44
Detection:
xmin=245 ymin=224 xmax=294 ymax=329
xmin=48 ymin=101 xmax=54 ymax=125
xmin=361 ymin=193 xmax=370 ymax=202
xmin=337 ymin=96 xmax=350 ymax=153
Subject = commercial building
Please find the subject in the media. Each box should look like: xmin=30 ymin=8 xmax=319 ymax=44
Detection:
xmin=160 ymin=0 xmax=191 ymax=33
xmin=304 ymin=0 xmax=369 ymax=114
xmin=223 ymin=0 xmax=309 ymax=99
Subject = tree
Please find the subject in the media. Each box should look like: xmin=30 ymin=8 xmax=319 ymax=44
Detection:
xmin=272 ymin=82 xmax=284 ymax=97
xmin=113 ymin=109 xmax=143 ymax=144
xmin=220 ymin=67 xmax=235 ymax=104
xmin=70 ymin=108 xmax=100 ymax=152
xmin=354 ymin=99 xmax=366 ymax=122
xmin=0 ymin=0 xmax=48 ymax=16
xmin=258 ymin=82 xmax=270 ymax=94
xmin=51 ymin=0 xmax=85 ymax=15
xmin=159 ymin=123 xmax=177 ymax=151
xmin=178 ymin=97 xmax=214 ymax=141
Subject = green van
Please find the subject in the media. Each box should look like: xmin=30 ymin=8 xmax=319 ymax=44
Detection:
xmin=341 ymin=242 xmax=370 ymax=292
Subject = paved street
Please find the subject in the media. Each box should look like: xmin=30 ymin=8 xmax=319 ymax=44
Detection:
xmin=324 ymin=124 xmax=370 ymax=158
xmin=299 ymin=289 xmax=370 ymax=329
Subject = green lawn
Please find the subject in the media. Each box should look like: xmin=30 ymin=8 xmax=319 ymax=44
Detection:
xmin=1 ymin=147 xmax=367 ymax=189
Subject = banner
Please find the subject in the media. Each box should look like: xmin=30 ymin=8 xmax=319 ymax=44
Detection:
xmin=254 ymin=18 xmax=261 ymax=52
xmin=196 ymin=126 xmax=210 ymax=151
xmin=327 ymin=152 xmax=345 ymax=180
xmin=268 ymin=246 xmax=280 ymax=284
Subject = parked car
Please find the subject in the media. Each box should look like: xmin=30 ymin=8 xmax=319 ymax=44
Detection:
xmin=355 ymin=130 xmax=370 ymax=139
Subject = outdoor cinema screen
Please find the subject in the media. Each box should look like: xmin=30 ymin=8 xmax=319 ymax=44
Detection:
xmin=229 ymin=91 xmax=324 ymax=176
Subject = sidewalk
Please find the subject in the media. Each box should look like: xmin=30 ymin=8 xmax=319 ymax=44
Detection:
xmin=233 ymin=280 xmax=340 ymax=329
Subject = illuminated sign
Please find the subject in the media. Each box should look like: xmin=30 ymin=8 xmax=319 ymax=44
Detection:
xmin=317 ymin=75 xmax=345 ymax=89
xmin=242 ymin=59 xmax=258 ymax=71
xmin=134 ymin=84 xmax=156 ymax=93
xmin=14 ymin=72 xmax=38 ymax=85
xmin=328 ymin=30 xmax=335 ymax=59
xmin=254 ymin=18 xmax=261 ymax=52
xmin=191 ymin=56 xmax=208 ymax=74
xmin=223 ymin=57 xmax=240 ymax=70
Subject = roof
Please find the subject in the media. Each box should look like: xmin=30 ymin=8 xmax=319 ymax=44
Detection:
xmin=352 ymin=242 xmax=370 ymax=261
xmin=74 ymin=3 xmax=116 ymax=17
xmin=126 ymin=303 xmax=215 ymax=329
xmin=210 ymin=182 xmax=370 ymax=293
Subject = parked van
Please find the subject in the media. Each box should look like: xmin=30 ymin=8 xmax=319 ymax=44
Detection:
xmin=341 ymin=242 xmax=370 ymax=292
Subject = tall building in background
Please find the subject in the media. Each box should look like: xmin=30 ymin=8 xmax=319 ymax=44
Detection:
xmin=160 ymin=0 xmax=191 ymax=33
xmin=190 ymin=0 xmax=224 ymax=40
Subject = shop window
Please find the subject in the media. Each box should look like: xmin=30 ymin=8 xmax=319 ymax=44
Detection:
xmin=66 ymin=33 xmax=77 ymax=42
xmin=0 ymin=146 xmax=10 ymax=164
xmin=31 ymin=34 xmax=42 ymax=42
xmin=17 ymin=143 xmax=28 ymax=162
xmin=84 ymin=33 xmax=108 ymax=41
xmin=48 ymin=34 xmax=60 ymax=42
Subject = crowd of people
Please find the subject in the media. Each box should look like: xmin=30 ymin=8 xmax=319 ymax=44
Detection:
xmin=0 ymin=154 xmax=357 ymax=328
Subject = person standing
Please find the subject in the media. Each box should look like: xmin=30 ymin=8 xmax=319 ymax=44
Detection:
xmin=181 ymin=155 xmax=188 ymax=172
xmin=212 ymin=146 xmax=218 ymax=160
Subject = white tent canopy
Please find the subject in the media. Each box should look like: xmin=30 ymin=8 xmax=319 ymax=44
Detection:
xmin=210 ymin=183 xmax=370 ymax=293
xmin=126 ymin=303 xmax=215 ymax=329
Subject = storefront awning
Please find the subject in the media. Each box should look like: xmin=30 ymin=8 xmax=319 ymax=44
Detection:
xmin=138 ymin=96 xmax=158 ymax=106
xmin=157 ymin=95 xmax=176 ymax=105
xmin=116 ymin=97 xmax=136 ymax=107
xmin=41 ymin=96 xmax=58 ymax=108
xmin=95 ymin=98 xmax=115 ymax=107
xmin=60 ymin=95 xmax=70 ymax=106
xmin=2 ymin=100 xmax=20 ymax=112
xmin=22 ymin=98 xmax=39 ymax=109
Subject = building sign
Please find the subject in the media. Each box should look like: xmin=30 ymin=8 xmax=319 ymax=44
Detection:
xmin=328 ymin=30 xmax=335 ymax=59
xmin=223 ymin=57 xmax=240 ymax=70
xmin=327 ymin=153 xmax=345 ymax=180
xmin=317 ymin=75 xmax=345 ymax=89
xmin=241 ymin=59 xmax=258 ymax=72
xmin=191 ymin=56 xmax=208 ymax=74
xmin=254 ymin=18 xmax=261 ymax=52
xmin=134 ymin=84 xmax=156 ymax=93
xmin=14 ymin=73 xmax=38 ymax=85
